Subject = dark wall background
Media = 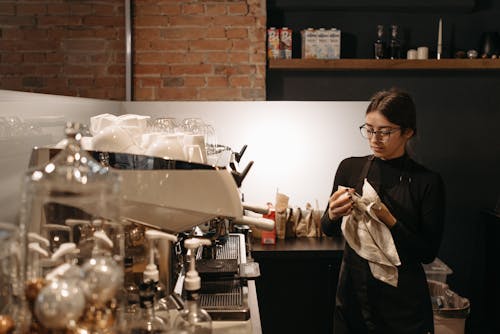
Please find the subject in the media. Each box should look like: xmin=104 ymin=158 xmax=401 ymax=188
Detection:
xmin=267 ymin=1 xmax=500 ymax=333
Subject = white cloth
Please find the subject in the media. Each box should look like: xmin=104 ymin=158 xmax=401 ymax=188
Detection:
xmin=341 ymin=179 xmax=401 ymax=287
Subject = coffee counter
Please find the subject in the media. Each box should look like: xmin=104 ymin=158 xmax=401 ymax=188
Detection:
xmin=252 ymin=236 xmax=345 ymax=256
xmin=251 ymin=237 xmax=345 ymax=334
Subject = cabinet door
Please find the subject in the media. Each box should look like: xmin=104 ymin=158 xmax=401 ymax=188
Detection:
xmin=253 ymin=255 xmax=341 ymax=334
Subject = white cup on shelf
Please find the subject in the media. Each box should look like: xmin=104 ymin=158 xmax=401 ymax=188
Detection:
xmin=407 ymin=49 xmax=418 ymax=60
xmin=417 ymin=47 xmax=429 ymax=60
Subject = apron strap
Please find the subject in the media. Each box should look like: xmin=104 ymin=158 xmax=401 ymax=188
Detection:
xmin=356 ymin=155 xmax=375 ymax=193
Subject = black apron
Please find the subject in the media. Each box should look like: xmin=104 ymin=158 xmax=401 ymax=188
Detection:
xmin=333 ymin=156 xmax=433 ymax=334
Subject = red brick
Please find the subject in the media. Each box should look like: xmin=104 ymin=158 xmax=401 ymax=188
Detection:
xmin=134 ymin=4 xmax=161 ymax=16
xmin=164 ymin=53 xmax=192 ymax=64
xmin=93 ymin=4 xmax=119 ymax=16
xmin=134 ymin=86 xmax=156 ymax=100
xmin=140 ymin=78 xmax=163 ymax=87
xmin=16 ymin=4 xmax=47 ymax=15
xmin=1 ymin=52 xmax=23 ymax=64
xmin=206 ymin=27 xmax=226 ymax=38
xmin=91 ymin=53 xmax=112 ymax=63
xmin=150 ymin=39 xmax=188 ymax=51
xmin=46 ymin=77 xmax=69 ymax=88
xmin=162 ymin=27 xmax=207 ymax=39
xmin=67 ymin=54 xmax=89 ymax=64
xmin=2 ymin=28 xmax=23 ymax=40
xmin=95 ymin=28 xmax=121 ymax=39
xmin=83 ymin=16 xmax=123 ymax=27
xmin=22 ymin=29 xmax=49 ymax=40
xmin=94 ymin=77 xmax=121 ymax=88
xmin=226 ymin=28 xmax=247 ymax=39
xmin=0 ymin=77 xmax=22 ymax=89
xmin=134 ymin=64 xmax=170 ymax=76
xmin=0 ymin=16 xmax=36 ymax=27
xmin=158 ymin=87 xmax=199 ymax=100
xmin=229 ymin=53 xmax=250 ymax=63
xmin=228 ymin=3 xmax=248 ymax=15
xmin=169 ymin=16 xmax=212 ymax=26
xmin=184 ymin=76 xmax=206 ymax=87
xmin=63 ymin=40 xmax=107 ymax=52
xmin=23 ymin=53 xmax=46 ymax=63
xmin=190 ymin=40 xmax=231 ymax=51
xmin=108 ymin=65 xmax=125 ymax=75
xmin=206 ymin=4 xmax=226 ymax=16
xmin=135 ymin=28 xmax=161 ymax=40
xmin=184 ymin=53 xmax=205 ymax=64
xmin=136 ymin=52 xmax=171 ymax=64
xmin=206 ymin=53 xmax=229 ymax=63
xmin=69 ymin=78 xmax=94 ymax=86
xmin=17 ymin=40 xmax=59 ymax=52
xmin=64 ymin=65 xmax=106 ymax=77
xmin=182 ymin=4 xmax=204 ymax=15
xmin=70 ymin=4 xmax=93 ymax=16
xmin=47 ymin=4 xmax=70 ymax=15
xmin=207 ymin=76 xmax=228 ymax=87
xmin=242 ymin=88 xmax=265 ymax=100
xmin=68 ymin=29 xmax=96 ymax=39
xmin=229 ymin=75 xmax=251 ymax=87
xmin=213 ymin=16 xmax=255 ymax=27
xmin=170 ymin=64 xmax=212 ymax=75
xmin=159 ymin=4 xmax=181 ymax=15
xmin=232 ymin=39 xmax=250 ymax=51
xmin=199 ymin=87 xmax=242 ymax=100
xmin=46 ymin=52 xmax=65 ymax=63
xmin=135 ymin=15 xmax=169 ymax=27
xmin=0 ymin=4 xmax=15 ymax=15
xmin=164 ymin=76 xmax=184 ymax=87
xmin=38 ymin=16 xmax=82 ymax=26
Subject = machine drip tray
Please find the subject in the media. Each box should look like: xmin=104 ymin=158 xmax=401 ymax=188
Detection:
xmin=196 ymin=234 xmax=250 ymax=321
xmin=200 ymin=279 xmax=250 ymax=321
xmin=197 ymin=258 xmax=239 ymax=279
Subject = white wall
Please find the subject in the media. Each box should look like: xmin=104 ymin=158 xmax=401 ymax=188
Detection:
xmin=0 ymin=90 xmax=371 ymax=223
xmin=124 ymin=101 xmax=371 ymax=210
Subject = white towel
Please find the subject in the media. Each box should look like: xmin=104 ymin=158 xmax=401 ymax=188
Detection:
xmin=341 ymin=179 xmax=401 ymax=287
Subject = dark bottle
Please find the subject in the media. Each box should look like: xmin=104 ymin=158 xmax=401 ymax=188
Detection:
xmin=374 ymin=25 xmax=385 ymax=59
xmin=389 ymin=24 xmax=401 ymax=59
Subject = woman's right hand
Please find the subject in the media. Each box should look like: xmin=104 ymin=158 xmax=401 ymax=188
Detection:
xmin=327 ymin=187 xmax=355 ymax=220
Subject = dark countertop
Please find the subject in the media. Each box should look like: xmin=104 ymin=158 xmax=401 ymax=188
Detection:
xmin=251 ymin=236 xmax=345 ymax=259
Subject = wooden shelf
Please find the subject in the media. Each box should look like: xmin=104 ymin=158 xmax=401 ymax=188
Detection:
xmin=268 ymin=59 xmax=500 ymax=71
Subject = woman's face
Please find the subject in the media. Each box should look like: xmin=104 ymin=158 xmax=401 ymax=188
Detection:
xmin=364 ymin=110 xmax=414 ymax=160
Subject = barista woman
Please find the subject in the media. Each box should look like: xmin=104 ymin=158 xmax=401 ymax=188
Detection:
xmin=321 ymin=88 xmax=445 ymax=334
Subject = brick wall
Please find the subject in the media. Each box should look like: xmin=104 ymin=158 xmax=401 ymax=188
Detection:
xmin=0 ymin=0 xmax=267 ymax=101
xmin=133 ymin=0 xmax=266 ymax=101
xmin=0 ymin=1 xmax=126 ymax=100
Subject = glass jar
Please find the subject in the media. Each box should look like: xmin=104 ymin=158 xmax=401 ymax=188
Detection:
xmin=19 ymin=122 xmax=123 ymax=333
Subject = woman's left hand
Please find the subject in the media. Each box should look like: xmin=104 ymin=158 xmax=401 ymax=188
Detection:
xmin=372 ymin=202 xmax=397 ymax=228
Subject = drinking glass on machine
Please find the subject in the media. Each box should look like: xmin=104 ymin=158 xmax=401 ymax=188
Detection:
xmin=152 ymin=117 xmax=179 ymax=134
xmin=181 ymin=117 xmax=205 ymax=135
xmin=204 ymin=123 xmax=217 ymax=155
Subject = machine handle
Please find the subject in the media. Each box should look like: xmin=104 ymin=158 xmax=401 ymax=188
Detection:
xmin=234 ymin=144 xmax=248 ymax=163
xmin=243 ymin=203 xmax=270 ymax=215
xmin=233 ymin=216 xmax=275 ymax=231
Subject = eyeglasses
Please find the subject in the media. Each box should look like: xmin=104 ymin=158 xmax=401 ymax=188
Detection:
xmin=359 ymin=125 xmax=401 ymax=141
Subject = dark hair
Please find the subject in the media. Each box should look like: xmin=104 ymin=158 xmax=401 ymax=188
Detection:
xmin=366 ymin=88 xmax=417 ymax=136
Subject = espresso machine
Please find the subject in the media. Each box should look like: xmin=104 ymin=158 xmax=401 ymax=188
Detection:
xmin=28 ymin=142 xmax=274 ymax=324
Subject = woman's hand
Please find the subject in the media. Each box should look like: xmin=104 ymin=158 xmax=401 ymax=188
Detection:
xmin=371 ymin=201 xmax=397 ymax=228
xmin=328 ymin=187 xmax=355 ymax=220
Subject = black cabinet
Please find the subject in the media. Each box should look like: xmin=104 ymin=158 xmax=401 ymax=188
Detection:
xmin=252 ymin=238 xmax=344 ymax=334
